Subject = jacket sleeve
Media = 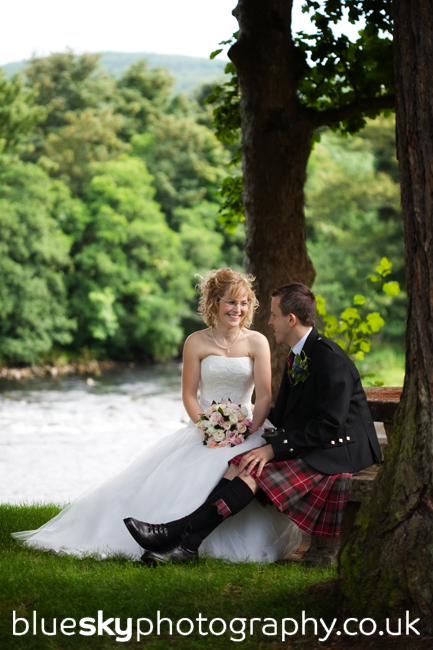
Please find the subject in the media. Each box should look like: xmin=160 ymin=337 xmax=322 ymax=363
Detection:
xmin=270 ymin=347 xmax=355 ymax=461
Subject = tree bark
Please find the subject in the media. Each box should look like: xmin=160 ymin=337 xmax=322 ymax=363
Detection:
xmin=229 ymin=0 xmax=316 ymax=397
xmin=339 ymin=0 xmax=433 ymax=630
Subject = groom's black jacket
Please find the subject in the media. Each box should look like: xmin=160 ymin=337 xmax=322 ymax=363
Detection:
xmin=268 ymin=328 xmax=381 ymax=474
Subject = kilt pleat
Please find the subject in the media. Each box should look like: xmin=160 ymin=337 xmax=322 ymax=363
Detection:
xmin=229 ymin=455 xmax=352 ymax=538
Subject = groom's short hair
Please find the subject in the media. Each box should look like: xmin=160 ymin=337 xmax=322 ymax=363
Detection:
xmin=271 ymin=283 xmax=316 ymax=326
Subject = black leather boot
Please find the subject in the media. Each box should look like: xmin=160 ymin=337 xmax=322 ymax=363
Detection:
xmin=123 ymin=518 xmax=184 ymax=551
xmin=140 ymin=477 xmax=254 ymax=564
xmin=124 ymin=477 xmax=231 ymax=552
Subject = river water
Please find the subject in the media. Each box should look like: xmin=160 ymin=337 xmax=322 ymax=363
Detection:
xmin=0 ymin=364 xmax=186 ymax=504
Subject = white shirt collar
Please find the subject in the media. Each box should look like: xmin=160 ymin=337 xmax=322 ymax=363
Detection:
xmin=291 ymin=327 xmax=313 ymax=357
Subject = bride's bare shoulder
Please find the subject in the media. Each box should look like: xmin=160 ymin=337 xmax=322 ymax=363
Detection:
xmin=244 ymin=329 xmax=270 ymax=357
xmin=244 ymin=329 xmax=269 ymax=345
xmin=183 ymin=329 xmax=212 ymax=357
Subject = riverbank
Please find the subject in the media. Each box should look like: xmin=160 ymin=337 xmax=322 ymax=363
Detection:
xmin=0 ymin=344 xmax=405 ymax=385
xmin=0 ymin=359 xmax=122 ymax=381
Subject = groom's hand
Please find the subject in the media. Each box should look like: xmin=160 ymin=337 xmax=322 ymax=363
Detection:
xmin=240 ymin=445 xmax=275 ymax=478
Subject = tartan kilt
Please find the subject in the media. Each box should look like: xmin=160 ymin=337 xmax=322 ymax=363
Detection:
xmin=229 ymin=454 xmax=352 ymax=538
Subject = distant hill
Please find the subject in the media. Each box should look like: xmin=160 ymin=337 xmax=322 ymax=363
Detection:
xmin=1 ymin=51 xmax=228 ymax=95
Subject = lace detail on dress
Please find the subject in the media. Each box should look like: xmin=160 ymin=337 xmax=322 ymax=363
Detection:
xmin=199 ymin=355 xmax=254 ymax=410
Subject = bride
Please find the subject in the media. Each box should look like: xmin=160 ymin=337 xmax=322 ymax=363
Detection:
xmin=12 ymin=268 xmax=301 ymax=562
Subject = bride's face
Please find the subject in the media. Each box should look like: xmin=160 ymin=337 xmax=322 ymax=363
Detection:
xmin=216 ymin=291 xmax=249 ymax=329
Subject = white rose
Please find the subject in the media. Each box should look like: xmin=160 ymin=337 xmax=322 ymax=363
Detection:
xmin=207 ymin=424 xmax=217 ymax=435
xmin=229 ymin=413 xmax=238 ymax=425
xmin=240 ymin=405 xmax=249 ymax=417
xmin=213 ymin=430 xmax=225 ymax=442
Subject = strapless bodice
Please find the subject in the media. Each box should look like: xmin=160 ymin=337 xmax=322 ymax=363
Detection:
xmin=199 ymin=355 xmax=254 ymax=410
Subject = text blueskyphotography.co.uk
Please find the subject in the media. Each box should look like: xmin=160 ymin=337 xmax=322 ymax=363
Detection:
xmin=12 ymin=609 xmax=421 ymax=643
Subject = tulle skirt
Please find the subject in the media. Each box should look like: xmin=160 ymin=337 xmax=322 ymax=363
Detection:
xmin=12 ymin=423 xmax=302 ymax=563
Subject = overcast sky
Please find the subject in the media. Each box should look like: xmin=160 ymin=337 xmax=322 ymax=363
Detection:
xmin=0 ymin=0 xmax=361 ymax=66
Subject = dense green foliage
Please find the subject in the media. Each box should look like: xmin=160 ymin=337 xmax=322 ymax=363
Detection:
xmin=67 ymin=156 xmax=194 ymax=358
xmin=307 ymin=119 xmax=406 ymax=342
xmin=2 ymin=51 xmax=227 ymax=95
xmin=0 ymin=70 xmax=44 ymax=154
xmin=0 ymin=51 xmax=404 ymax=368
xmin=0 ymin=156 xmax=76 ymax=362
xmin=0 ymin=53 xmax=241 ymax=364
xmin=316 ymin=257 xmax=401 ymax=386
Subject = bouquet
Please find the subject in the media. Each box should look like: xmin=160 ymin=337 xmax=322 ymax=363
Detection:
xmin=195 ymin=399 xmax=254 ymax=449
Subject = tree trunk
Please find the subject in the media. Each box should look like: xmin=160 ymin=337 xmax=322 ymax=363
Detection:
xmin=229 ymin=0 xmax=316 ymax=398
xmin=339 ymin=0 xmax=433 ymax=630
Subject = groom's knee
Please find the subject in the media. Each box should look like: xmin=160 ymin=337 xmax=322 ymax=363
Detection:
xmin=224 ymin=464 xmax=259 ymax=494
xmin=224 ymin=463 xmax=240 ymax=480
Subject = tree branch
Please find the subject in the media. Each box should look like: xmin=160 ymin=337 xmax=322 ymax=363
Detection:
xmin=309 ymin=94 xmax=396 ymax=127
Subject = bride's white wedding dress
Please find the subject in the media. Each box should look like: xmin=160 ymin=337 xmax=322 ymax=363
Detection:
xmin=12 ymin=356 xmax=302 ymax=562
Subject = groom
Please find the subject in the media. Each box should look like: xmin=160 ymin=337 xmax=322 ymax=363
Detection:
xmin=124 ymin=283 xmax=382 ymax=563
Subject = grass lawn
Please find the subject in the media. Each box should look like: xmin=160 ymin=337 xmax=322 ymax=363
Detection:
xmin=1 ymin=504 xmax=338 ymax=649
xmin=1 ymin=505 xmax=429 ymax=650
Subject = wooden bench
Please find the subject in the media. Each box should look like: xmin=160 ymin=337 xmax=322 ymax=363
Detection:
xmin=292 ymin=387 xmax=403 ymax=565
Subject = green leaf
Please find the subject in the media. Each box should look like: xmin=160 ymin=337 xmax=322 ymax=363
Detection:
xmin=359 ymin=339 xmax=371 ymax=353
xmin=366 ymin=312 xmax=385 ymax=332
xmin=340 ymin=307 xmax=360 ymax=324
xmin=383 ymin=281 xmax=400 ymax=296
xmin=376 ymin=256 xmax=392 ymax=277
xmin=324 ymin=317 xmax=339 ymax=339
xmin=315 ymin=294 xmax=326 ymax=315
xmin=210 ymin=49 xmax=223 ymax=60
xmin=358 ymin=322 xmax=371 ymax=334
xmin=353 ymin=294 xmax=367 ymax=305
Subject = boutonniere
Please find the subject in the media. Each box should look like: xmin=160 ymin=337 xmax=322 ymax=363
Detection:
xmin=287 ymin=350 xmax=311 ymax=385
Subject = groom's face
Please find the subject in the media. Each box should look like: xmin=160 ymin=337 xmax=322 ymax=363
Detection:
xmin=269 ymin=296 xmax=292 ymax=345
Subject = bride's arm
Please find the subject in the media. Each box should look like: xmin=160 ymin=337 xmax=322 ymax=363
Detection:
xmin=250 ymin=333 xmax=272 ymax=433
xmin=182 ymin=334 xmax=203 ymax=423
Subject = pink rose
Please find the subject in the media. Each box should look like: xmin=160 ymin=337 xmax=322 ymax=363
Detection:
xmin=226 ymin=430 xmax=238 ymax=443
xmin=207 ymin=439 xmax=218 ymax=449
xmin=238 ymin=423 xmax=247 ymax=434
xmin=222 ymin=420 xmax=231 ymax=430
xmin=244 ymin=419 xmax=254 ymax=429
xmin=209 ymin=411 xmax=223 ymax=424
xmin=218 ymin=440 xmax=233 ymax=448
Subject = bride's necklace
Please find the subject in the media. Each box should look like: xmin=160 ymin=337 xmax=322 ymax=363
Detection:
xmin=211 ymin=327 xmax=241 ymax=355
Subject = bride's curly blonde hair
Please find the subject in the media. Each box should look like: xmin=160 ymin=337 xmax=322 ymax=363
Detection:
xmin=197 ymin=268 xmax=258 ymax=328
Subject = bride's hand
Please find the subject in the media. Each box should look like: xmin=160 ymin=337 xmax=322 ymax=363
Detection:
xmin=239 ymin=444 xmax=275 ymax=477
